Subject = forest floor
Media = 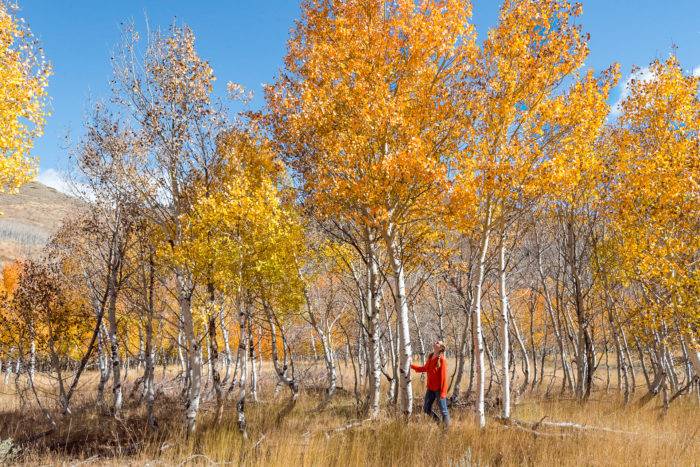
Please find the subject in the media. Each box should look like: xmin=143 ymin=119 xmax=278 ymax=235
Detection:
xmin=0 ymin=364 xmax=698 ymax=466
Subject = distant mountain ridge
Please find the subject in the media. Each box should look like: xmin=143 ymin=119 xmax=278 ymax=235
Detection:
xmin=0 ymin=181 xmax=80 ymax=265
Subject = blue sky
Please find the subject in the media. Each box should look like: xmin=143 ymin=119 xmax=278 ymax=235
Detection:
xmin=17 ymin=0 xmax=700 ymax=191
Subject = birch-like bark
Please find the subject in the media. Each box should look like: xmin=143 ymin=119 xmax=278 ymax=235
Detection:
xmin=178 ymin=271 xmax=200 ymax=435
xmin=4 ymin=359 xmax=12 ymax=385
xmin=265 ymin=303 xmax=299 ymax=400
xmin=435 ymin=286 xmax=446 ymax=342
xmin=474 ymin=205 xmax=492 ymax=428
xmin=467 ymin=313 xmax=476 ymax=396
xmin=249 ymin=321 xmax=259 ymax=403
xmin=617 ymin=314 xmax=636 ymax=394
xmin=357 ymin=328 xmax=366 ymax=378
xmin=96 ymin=323 xmax=110 ymax=405
xmin=3 ymin=357 xmax=10 ymax=385
xmin=319 ymin=328 xmax=337 ymax=398
xmin=137 ymin=327 xmax=144 ymax=371
xmin=220 ymin=306 xmax=232 ymax=385
xmin=366 ymin=234 xmax=382 ymax=417
xmin=510 ymin=306 xmax=530 ymax=396
xmin=177 ymin=330 xmax=187 ymax=389
xmin=499 ymin=236 xmax=510 ymax=419
xmin=687 ymin=337 xmax=700 ymax=380
xmin=305 ymin=288 xmax=338 ymax=399
xmin=236 ymin=305 xmax=249 ymax=438
xmin=411 ymin=305 xmax=426 ymax=362
xmin=677 ymin=327 xmax=693 ymax=388
xmin=485 ymin=336 xmax=497 ymax=396
xmin=384 ymin=223 xmax=413 ymax=415
xmin=383 ymin=302 xmax=398 ymax=404
xmin=228 ymin=343 xmax=240 ymax=394
xmin=28 ymin=327 xmax=36 ymax=381
xmin=529 ymin=290 xmax=538 ymax=389
xmin=637 ymin=338 xmax=667 ymax=407
xmin=143 ymin=317 xmax=156 ymax=427
xmin=565 ymin=218 xmax=593 ymax=400
xmin=144 ymin=250 xmax=156 ymax=428
xmin=609 ymin=309 xmax=629 ymax=403
xmin=107 ymin=263 xmax=123 ymax=416
xmin=206 ymin=283 xmax=224 ymax=419
xmin=450 ymin=303 xmax=471 ymax=402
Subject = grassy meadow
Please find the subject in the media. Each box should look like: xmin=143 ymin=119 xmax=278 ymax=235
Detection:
xmin=0 ymin=362 xmax=697 ymax=466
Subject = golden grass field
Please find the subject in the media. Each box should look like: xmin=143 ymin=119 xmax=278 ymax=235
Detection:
xmin=1 ymin=363 xmax=698 ymax=466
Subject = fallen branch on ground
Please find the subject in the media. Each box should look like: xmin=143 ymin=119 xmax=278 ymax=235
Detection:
xmin=324 ymin=419 xmax=372 ymax=438
xmin=536 ymin=419 xmax=639 ymax=436
xmin=496 ymin=416 xmax=639 ymax=436
xmin=498 ymin=423 xmax=573 ymax=438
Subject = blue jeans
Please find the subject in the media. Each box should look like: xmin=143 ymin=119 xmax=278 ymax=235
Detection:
xmin=423 ymin=390 xmax=450 ymax=425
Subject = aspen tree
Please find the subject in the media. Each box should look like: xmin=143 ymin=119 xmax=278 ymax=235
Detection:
xmin=0 ymin=1 xmax=49 ymax=194
xmin=607 ymin=56 xmax=700 ymax=383
xmin=267 ymin=0 xmax=477 ymax=415
xmin=453 ymin=0 xmax=616 ymax=422
xmin=111 ymin=23 xmax=225 ymax=433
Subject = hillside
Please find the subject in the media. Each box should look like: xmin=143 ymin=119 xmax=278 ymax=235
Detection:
xmin=0 ymin=181 xmax=81 ymax=265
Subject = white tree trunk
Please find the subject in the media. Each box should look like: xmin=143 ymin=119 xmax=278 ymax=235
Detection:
xmin=499 ymin=237 xmax=510 ymax=419
xmin=206 ymin=287 xmax=224 ymax=421
xmin=366 ymin=235 xmax=382 ymax=418
xmin=383 ymin=301 xmax=398 ymax=404
xmin=510 ymin=306 xmax=530 ymax=396
xmin=384 ymin=225 xmax=414 ymax=415
xmin=305 ymin=289 xmax=338 ymax=399
xmin=3 ymin=355 xmax=12 ymax=385
xmin=96 ymin=324 xmax=110 ymax=404
xmin=220 ymin=306 xmax=232 ymax=385
xmin=320 ymin=330 xmax=337 ymax=397
xmin=205 ymin=331 xmax=213 ymax=387
xmin=265 ymin=304 xmax=299 ymax=400
xmin=144 ymin=313 xmax=156 ymax=428
xmin=450 ymin=307 xmax=471 ymax=401
xmin=236 ymin=307 xmax=249 ymax=438
xmin=249 ymin=328 xmax=259 ymax=403
xmin=688 ymin=337 xmax=700 ymax=378
xmin=179 ymin=272 xmax=200 ymax=434
xmin=107 ymin=280 xmax=122 ymax=416
xmin=411 ymin=305 xmax=426 ymax=362
xmin=474 ymin=206 xmax=491 ymax=428
xmin=435 ymin=286 xmax=446 ymax=341
xmin=177 ymin=330 xmax=187 ymax=382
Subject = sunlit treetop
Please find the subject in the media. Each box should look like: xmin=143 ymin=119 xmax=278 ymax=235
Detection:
xmin=607 ymin=56 xmax=700 ymax=335
xmin=172 ymin=126 xmax=305 ymax=312
xmin=0 ymin=1 xmax=50 ymax=194
xmin=267 ymin=0 xmax=478 ymax=230
xmin=453 ymin=0 xmax=617 ymax=220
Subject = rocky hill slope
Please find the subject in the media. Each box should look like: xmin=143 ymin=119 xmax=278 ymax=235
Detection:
xmin=0 ymin=181 xmax=80 ymax=265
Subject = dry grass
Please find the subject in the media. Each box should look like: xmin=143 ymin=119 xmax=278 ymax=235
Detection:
xmin=1 ymin=366 xmax=698 ymax=466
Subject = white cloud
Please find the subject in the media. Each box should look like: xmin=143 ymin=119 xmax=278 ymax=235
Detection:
xmin=37 ymin=168 xmax=95 ymax=200
xmin=611 ymin=67 xmax=656 ymax=116
xmin=37 ymin=168 xmax=73 ymax=194
xmin=693 ymin=66 xmax=700 ymax=77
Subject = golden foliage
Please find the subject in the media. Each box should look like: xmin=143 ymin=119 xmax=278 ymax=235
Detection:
xmin=0 ymin=1 xmax=49 ymax=193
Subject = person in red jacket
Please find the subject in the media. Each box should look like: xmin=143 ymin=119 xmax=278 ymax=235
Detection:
xmin=411 ymin=340 xmax=450 ymax=427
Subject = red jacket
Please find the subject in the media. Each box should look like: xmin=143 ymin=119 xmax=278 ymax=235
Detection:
xmin=411 ymin=353 xmax=447 ymax=399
